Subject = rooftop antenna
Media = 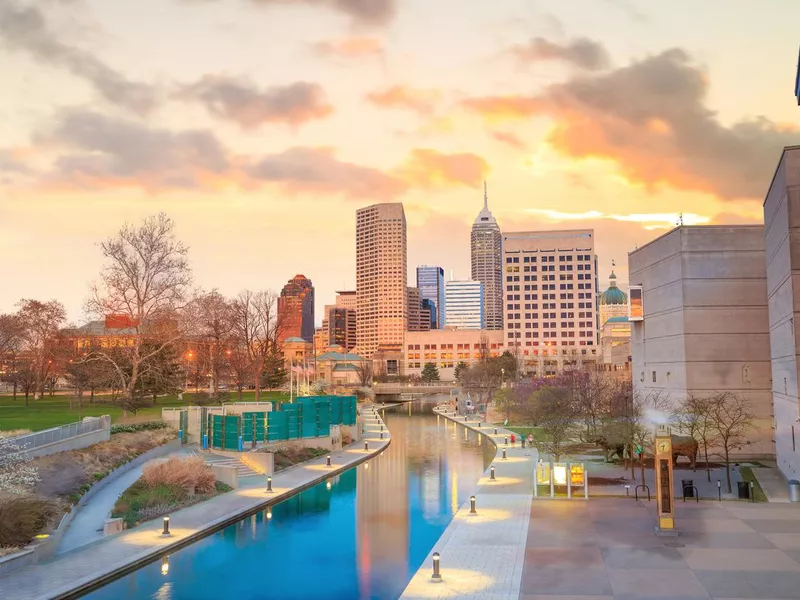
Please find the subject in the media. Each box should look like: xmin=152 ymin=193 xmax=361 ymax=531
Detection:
xmin=677 ymin=213 xmax=684 ymax=227
xmin=450 ymin=269 xmax=454 ymax=281
xmin=483 ymin=180 xmax=488 ymax=210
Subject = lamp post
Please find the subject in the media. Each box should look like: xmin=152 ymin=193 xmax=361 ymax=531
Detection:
xmin=431 ymin=552 xmax=442 ymax=582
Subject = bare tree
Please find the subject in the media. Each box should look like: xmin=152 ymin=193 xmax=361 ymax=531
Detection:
xmin=674 ymin=394 xmax=718 ymax=482
xmin=188 ymin=290 xmax=234 ymax=398
xmin=531 ymin=386 xmax=580 ymax=462
xmin=16 ymin=299 xmax=66 ymax=403
xmin=0 ymin=313 xmax=23 ymax=399
xmin=355 ymin=360 xmax=373 ymax=386
xmin=708 ymin=392 xmax=755 ymax=493
xmin=84 ymin=214 xmax=192 ymax=415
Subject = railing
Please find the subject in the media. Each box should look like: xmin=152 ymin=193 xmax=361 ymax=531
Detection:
xmin=4 ymin=416 xmax=110 ymax=453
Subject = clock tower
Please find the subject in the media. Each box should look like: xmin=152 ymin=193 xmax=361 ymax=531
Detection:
xmin=654 ymin=424 xmax=677 ymax=535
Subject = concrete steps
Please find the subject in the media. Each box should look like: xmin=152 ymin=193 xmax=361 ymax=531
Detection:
xmin=195 ymin=453 xmax=261 ymax=478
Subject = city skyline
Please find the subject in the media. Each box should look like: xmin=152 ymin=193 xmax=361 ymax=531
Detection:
xmin=2 ymin=0 xmax=800 ymax=326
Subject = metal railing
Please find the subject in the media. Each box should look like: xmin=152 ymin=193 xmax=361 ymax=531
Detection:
xmin=4 ymin=416 xmax=110 ymax=453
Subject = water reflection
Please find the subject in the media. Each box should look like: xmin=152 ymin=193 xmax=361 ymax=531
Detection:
xmin=83 ymin=401 xmax=492 ymax=600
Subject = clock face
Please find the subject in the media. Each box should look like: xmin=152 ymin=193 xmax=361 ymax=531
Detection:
xmin=658 ymin=441 xmax=670 ymax=453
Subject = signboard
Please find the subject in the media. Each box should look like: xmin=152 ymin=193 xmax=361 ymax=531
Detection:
xmin=629 ymin=286 xmax=643 ymax=321
xmin=570 ymin=463 xmax=585 ymax=486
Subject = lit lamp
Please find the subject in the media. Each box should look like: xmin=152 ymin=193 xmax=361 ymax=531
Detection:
xmin=431 ymin=552 xmax=442 ymax=582
xmin=161 ymin=556 xmax=169 ymax=576
xmin=654 ymin=424 xmax=677 ymax=535
xmin=161 ymin=516 xmax=171 ymax=537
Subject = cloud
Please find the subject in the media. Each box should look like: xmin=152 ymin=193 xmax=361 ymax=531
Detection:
xmin=313 ymin=36 xmax=384 ymax=59
xmin=36 ymin=109 xmax=233 ymax=191
xmin=178 ymin=76 xmax=333 ymax=129
xmin=527 ymin=208 xmax=711 ymax=230
xmin=462 ymin=47 xmax=799 ymax=200
xmin=0 ymin=149 xmax=34 ymax=175
xmin=365 ymin=86 xmax=441 ymax=115
xmin=511 ymin=37 xmax=611 ymax=71
xmin=247 ymin=147 xmax=406 ymax=199
xmin=189 ymin=0 xmax=396 ymax=25
xmin=395 ymin=149 xmax=488 ymax=189
xmin=0 ymin=3 xmax=157 ymax=115
xmin=491 ymin=131 xmax=526 ymax=150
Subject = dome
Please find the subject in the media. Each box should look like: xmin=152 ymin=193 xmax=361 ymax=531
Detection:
xmin=600 ymin=271 xmax=628 ymax=305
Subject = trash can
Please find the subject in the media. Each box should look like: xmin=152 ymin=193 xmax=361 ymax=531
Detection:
xmin=682 ymin=479 xmax=695 ymax=498
xmin=789 ymin=480 xmax=800 ymax=503
xmin=737 ymin=480 xmax=750 ymax=499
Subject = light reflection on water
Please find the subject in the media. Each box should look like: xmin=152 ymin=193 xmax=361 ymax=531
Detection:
xmin=82 ymin=400 xmax=493 ymax=600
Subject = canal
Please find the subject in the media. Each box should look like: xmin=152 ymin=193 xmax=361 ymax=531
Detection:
xmin=83 ymin=401 xmax=494 ymax=600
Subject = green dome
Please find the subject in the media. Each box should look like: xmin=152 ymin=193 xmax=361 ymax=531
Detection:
xmin=600 ymin=271 xmax=628 ymax=305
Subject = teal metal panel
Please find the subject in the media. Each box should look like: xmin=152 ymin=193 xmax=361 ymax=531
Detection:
xmin=268 ymin=411 xmax=287 ymax=441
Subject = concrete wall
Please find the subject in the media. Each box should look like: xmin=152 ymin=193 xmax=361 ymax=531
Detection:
xmin=13 ymin=416 xmax=111 ymax=459
xmin=240 ymin=452 xmax=274 ymax=476
xmin=24 ymin=428 xmax=111 ymax=459
xmin=764 ymin=146 xmax=800 ymax=480
xmin=629 ymin=225 xmax=773 ymax=457
xmin=210 ymin=464 xmax=239 ymax=489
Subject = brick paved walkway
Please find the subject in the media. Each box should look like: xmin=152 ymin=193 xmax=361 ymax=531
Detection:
xmin=0 ymin=407 xmax=389 ymax=600
xmin=401 ymin=407 xmax=538 ymax=600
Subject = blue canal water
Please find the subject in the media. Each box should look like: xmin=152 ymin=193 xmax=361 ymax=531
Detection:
xmin=82 ymin=403 xmax=494 ymax=600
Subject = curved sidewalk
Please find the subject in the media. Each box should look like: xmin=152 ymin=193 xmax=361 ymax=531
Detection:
xmin=0 ymin=406 xmax=390 ymax=600
xmin=401 ymin=408 xmax=538 ymax=600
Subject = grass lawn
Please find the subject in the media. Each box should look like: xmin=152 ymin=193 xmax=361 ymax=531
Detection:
xmin=739 ymin=466 xmax=769 ymax=502
xmin=0 ymin=391 xmax=290 ymax=432
xmin=495 ymin=424 xmax=546 ymax=440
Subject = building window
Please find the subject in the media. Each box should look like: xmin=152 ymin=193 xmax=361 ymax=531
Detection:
xmin=652 ymin=371 xmax=656 ymax=382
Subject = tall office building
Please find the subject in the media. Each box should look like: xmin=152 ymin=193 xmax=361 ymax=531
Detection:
xmin=416 ymin=266 xmax=445 ymax=329
xmin=471 ymin=183 xmax=502 ymax=330
xmin=277 ymin=274 xmax=314 ymax=344
xmin=316 ymin=290 xmax=358 ymax=352
xmin=407 ymin=287 xmax=430 ymax=332
xmin=355 ymin=203 xmax=407 ymax=358
xmin=502 ymin=230 xmax=597 ymax=374
xmin=445 ymin=280 xmax=484 ymax=329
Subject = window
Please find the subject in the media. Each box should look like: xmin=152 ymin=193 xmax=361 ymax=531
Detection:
xmin=652 ymin=371 xmax=656 ymax=382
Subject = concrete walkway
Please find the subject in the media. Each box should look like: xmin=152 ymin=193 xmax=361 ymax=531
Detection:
xmin=401 ymin=407 xmax=538 ymax=600
xmin=57 ymin=447 xmax=196 ymax=555
xmin=0 ymin=407 xmax=390 ymax=600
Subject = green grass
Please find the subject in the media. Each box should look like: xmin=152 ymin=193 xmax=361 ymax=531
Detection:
xmin=112 ymin=480 xmax=232 ymax=528
xmin=739 ymin=466 xmax=769 ymax=502
xmin=495 ymin=424 xmax=546 ymax=440
xmin=0 ymin=391 xmax=290 ymax=432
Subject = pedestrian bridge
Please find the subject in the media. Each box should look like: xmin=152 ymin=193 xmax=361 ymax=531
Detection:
xmin=373 ymin=382 xmax=458 ymax=398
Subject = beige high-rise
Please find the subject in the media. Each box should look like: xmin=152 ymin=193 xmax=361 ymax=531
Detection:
xmin=355 ymin=203 xmax=408 ymax=358
xmin=502 ymin=229 xmax=598 ymax=374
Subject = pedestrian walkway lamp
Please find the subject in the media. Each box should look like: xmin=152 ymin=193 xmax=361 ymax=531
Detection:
xmin=502 ymin=449 xmax=507 ymax=460
xmin=717 ymin=480 xmax=721 ymax=501
xmin=266 ymin=476 xmax=273 ymax=493
xmin=431 ymin=552 xmax=442 ymax=582
xmin=470 ymin=495 xmax=477 ymax=515
xmin=504 ymin=436 xmax=508 ymax=446
xmin=365 ymin=441 xmax=369 ymax=451
xmin=162 ymin=516 xmax=171 ymax=537
xmin=494 ymin=428 xmax=498 ymax=435
xmin=490 ymin=466 xmax=495 ymax=480
xmin=326 ymin=455 xmax=332 ymax=467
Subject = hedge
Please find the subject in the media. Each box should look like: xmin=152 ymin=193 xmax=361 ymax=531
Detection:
xmin=111 ymin=421 xmax=169 ymax=434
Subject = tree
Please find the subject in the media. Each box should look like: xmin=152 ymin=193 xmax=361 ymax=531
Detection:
xmin=530 ymin=386 xmax=580 ymax=462
xmin=355 ymin=360 xmax=373 ymax=386
xmin=460 ymin=360 xmax=502 ymax=408
xmin=260 ymin=350 xmax=288 ymax=389
xmin=420 ymin=362 xmax=440 ymax=382
xmin=83 ymin=214 xmax=192 ymax=415
xmin=496 ymin=351 xmax=518 ymax=382
xmin=16 ymin=299 xmax=66 ymax=403
xmin=453 ymin=361 xmax=468 ymax=382
xmin=0 ymin=432 xmax=39 ymax=494
xmin=708 ymin=392 xmax=755 ymax=493
xmin=136 ymin=342 xmax=184 ymax=404
xmin=0 ymin=313 xmax=23 ymax=400
xmin=674 ymin=394 xmax=718 ymax=482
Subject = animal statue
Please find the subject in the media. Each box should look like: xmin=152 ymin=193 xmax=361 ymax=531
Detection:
xmin=589 ymin=435 xmax=626 ymax=463
xmin=671 ymin=435 xmax=698 ymax=470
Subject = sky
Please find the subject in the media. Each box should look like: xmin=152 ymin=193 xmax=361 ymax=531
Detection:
xmin=1 ymin=0 xmax=799 ymax=326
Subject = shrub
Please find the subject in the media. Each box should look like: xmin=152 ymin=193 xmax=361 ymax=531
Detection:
xmin=110 ymin=422 xmax=169 ymax=435
xmin=0 ymin=496 xmax=57 ymax=548
xmin=141 ymin=457 xmax=216 ymax=496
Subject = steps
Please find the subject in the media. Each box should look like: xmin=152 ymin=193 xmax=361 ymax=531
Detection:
xmin=195 ymin=452 xmax=262 ymax=478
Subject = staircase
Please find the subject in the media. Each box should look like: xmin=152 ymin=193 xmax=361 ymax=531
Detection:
xmin=194 ymin=451 xmax=262 ymax=479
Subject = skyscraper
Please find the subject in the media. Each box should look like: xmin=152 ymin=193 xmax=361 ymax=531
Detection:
xmin=416 ymin=265 xmax=445 ymax=329
xmin=407 ymin=287 xmax=430 ymax=332
xmin=277 ymin=274 xmax=315 ymax=344
xmin=355 ymin=203 xmax=407 ymax=358
xmin=502 ymin=229 xmax=597 ymax=374
xmin=471 ymin=182 xmax=502 ymax=330
xmin=445 ymin=280 xmax=484 ymax=329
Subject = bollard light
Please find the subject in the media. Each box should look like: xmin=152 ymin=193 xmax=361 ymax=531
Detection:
xmin=161 ymin=556 xmax=169 ymax=576
xmin=502 ymin=448 xmax=507 ymax=460
xmin=624 ymin=484 xmax=630 ymax=497
xmin=266 ymin=476 xmax=273 ymax=493
xmin=162 ymin=516 xmax=171 ymax=536
xmin=494 ymin=428 xmax=498 ymax=435
xmin=470 ymin=495 xmax=477 ymax=515
xmin=365 ymin=441 xmax=369 ymax=451
xmin=717 ymin=480 xmax=721 ymax=501
xmin=431 ymin=552 xmax=442 ymax=582
xmin=380 ymin=432 xmax=384 ymax=439
xmin=504 ymin=436 xmax=508 ymax=446
xmin=381 ymin=425 xmax=384 ymax=431
xmin=326 ymin=455 xmax=332 ymax=467
xmin=490 ymin=466 xmax=496 ymax=480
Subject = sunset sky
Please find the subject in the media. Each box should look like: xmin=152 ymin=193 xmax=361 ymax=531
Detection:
xmin=1 ymin=0 xmax=799 ymax=325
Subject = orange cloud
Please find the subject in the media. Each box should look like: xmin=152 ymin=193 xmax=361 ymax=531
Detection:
xmin=366 ymin=85 xmax=441 ymax=115
xmin=314 ymin=36 xmax=384 ymax=58
xmin=461 ymin=47 xmax=799 ymax=200
xmin=491 ymin=131 xmax=526 ymax=150
xmin=395 ymin=149 xmax=488 ymax=188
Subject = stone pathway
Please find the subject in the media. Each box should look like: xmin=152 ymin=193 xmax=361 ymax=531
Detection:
xmin=519 ymin=498 xmax=800 ymax=599
xmin=0 ymin=406 xmax=389 ymax=600
xmin=401 ymin=407 xmax=538 ymax=600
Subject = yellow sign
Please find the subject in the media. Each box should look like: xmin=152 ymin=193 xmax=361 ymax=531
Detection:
xmin=536 ymin=463 xmax=550 ymax=485
xmin=570 ymin=464 xmax=585 ymax=486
